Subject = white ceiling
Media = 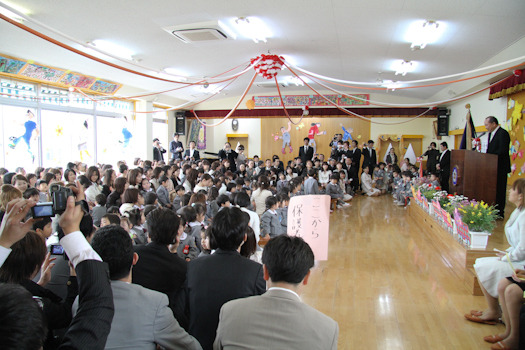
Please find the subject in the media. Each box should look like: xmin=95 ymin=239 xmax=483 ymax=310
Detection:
xmin=1 ymin=0 xmax=524 ymax=107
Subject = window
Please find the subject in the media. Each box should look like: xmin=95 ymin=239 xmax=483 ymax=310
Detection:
xmin=1 ymin=105 xmax=40 ymax=170
xmin=40 ymin=110 xmax=95 ymax=168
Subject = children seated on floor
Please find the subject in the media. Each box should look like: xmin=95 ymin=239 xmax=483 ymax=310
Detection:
xmin=326 ymin=173 xmax=351 ymax=208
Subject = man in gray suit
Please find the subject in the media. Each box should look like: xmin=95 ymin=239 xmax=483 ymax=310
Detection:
xmin=91 ymin=225 xmax=202 ymax=350
xmin=214 ymin=235 xmax=339 ymax=350
xmin=304 ymin=168 xmax=320 ymax=195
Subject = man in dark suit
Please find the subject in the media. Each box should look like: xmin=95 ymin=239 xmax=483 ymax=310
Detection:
xmin=183 ymin=141 xmax=200 ymax=161
xmin=350 ymin=139 xmax=362 ymax=173
xmin=485 ymin=116 xmax=511 ymax=217
xmin=218 ymin=142 xmax=238 ymax=172
xmin=214 ymin=235 xmax=339 ymax=350
xmin=362 ymin=140 xmax=377 ymax=173
xmin=153 ymin=138 xmax=166 ymax=162
xmin=184 ymin=207 xmax=265 ymax=350
xmin=298 ymin=137 xmax=314 ymax=165
xmin=170 ymin=133 xmax=184 ymax=161
xmin=133 ymin=208 xmax=187 ymax=302
xmin=422 ymin=142 xmax=440 ymax=174
xmin=436 ymin=142 xmax=451 ymax=193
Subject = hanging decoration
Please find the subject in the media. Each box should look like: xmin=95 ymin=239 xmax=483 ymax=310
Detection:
xmin=251 ymin=54 xmax=285 ymax=79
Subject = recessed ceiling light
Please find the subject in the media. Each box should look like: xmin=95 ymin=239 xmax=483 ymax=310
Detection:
xmin=391 ymin=60 xmax=416 ymax=76
xmin=91 ymin=40 xmax=135 ymax=61
xmin=231 ymin=17 xmax=271 ymax=43
xmin=405 ymin=20 xmax=445 ymax=50
xmin=381 ymin=80 xmax=402 ymax=91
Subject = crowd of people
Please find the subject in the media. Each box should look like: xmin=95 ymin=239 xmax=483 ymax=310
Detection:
xmin=0 ymin=114 xmax=518 ymax=349
xmin=0 ymin=136 xmax=345 ymax=350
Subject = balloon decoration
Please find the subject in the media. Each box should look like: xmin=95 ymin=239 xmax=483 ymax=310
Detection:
xmin=246 ymin=99 xmax=255 ymax=110
xmin=302 ymin=105 xmax=309 ymax=116
xmin=250 ymin=54 xmax=285 ymax=79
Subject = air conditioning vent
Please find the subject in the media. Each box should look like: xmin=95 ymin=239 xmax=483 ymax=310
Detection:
xmin=172 ymin=28 xmax=227 ymax=43
xmin=163 ymin=21 xmax=234 ymax=43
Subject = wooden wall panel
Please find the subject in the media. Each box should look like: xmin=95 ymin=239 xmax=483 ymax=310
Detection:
xmin=260 ymin=116 xmax=370 ymax=165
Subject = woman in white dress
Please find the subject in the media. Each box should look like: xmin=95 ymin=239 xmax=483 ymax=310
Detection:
xmin=465 ymin=179 xmax=525 ymax=327
xmin=360 ymin=166 xmax=380 ymax=197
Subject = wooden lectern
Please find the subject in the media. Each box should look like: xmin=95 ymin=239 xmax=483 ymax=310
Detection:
xmin=449 ymin=150 xmax=497 ymax=205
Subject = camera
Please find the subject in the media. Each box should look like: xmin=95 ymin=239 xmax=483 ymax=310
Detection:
xmin=50 ymin=244 xmax=64 ymax=255
xmin=31 ymin=202 xmax=54 ymax=218
xmin=49 ymin=184 xmax=74 ymax=214
xmin=50 ymin=244 xmax=69 ymax=261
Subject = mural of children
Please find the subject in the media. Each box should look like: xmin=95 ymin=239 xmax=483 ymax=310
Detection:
xmin=340 ymin=124 xmax=354 ymax=141
xmin=307 ymin=122 xmax=326 ymax=154
xmin=78 ymin=119 xmax=92 ymax=162
xmin=120 ymin=116 xmax=133 ymax=148
xmin=280 ymin=121 xmax=293 ymax=154
xmin=8 ymin=110 xmax=38 ymax=162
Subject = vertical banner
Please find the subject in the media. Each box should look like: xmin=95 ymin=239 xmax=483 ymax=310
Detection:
xmin=287 ymin=195 xmax=330 ymax=260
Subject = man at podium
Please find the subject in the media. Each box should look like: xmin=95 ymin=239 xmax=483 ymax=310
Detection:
xmin=484 ymin=116 xmax=511 ymax=218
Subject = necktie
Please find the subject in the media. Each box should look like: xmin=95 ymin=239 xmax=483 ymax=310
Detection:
xmin=488 ymin=132 xmax=492 ymax=144
xmin=305 ymin=146 xmax=308 ymax=152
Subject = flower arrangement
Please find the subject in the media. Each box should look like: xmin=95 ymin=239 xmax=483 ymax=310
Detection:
xmin=442 ymin=194 xmax=469 ymax=216
xmin=457 ymin=201 xmax=499 ymax=233
xmin=432 ymin=190 xmax=449 ymax=207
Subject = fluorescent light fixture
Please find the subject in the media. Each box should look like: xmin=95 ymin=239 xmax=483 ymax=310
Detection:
xmin=91 ymin=39 xmax=135 ymax=61
xmin=162 ymin=68 xmax=189 ymax=81
xmin=231 ymin=17 xmax=271 ymax=43
xmin=391 ymin=60 xmax=416 ymax=76
xmin=405 ymin=20 xmax=445 ymax=50
xmin=284 ymin=76 xmax=305 ymax=86
xmin=0 ymin=1 xmax=29 ymax=22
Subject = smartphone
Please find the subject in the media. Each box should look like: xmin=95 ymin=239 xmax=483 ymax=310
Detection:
xmin=31 ymin=202 xmax=54 ymax=218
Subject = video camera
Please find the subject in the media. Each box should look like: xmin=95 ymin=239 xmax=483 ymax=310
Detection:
xmin=31 ymin=184 xmax=88 ymax=218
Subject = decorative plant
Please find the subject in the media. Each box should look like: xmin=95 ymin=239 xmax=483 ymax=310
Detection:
xmin=443 ymin=194 xmax=469 ymax=216
xmin=432 ymin=190 xmax=449 ymax=207
xmin=457 ymin=201 xmax=499 ymax=233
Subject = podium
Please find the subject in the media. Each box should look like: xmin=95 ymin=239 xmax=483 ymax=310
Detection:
xmin=449 ymin=150 xmax=497 ymax=205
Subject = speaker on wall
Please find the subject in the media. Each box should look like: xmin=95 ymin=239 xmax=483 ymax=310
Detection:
xmin=437 ymin=108 xmax=449 ymax=137
xmin=175 ymin=112 xmax=185 ymax=135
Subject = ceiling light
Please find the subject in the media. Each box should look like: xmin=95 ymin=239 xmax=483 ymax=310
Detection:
xmin=0 ymin=1 xmax=29 ymax=22
xmin=231 ymin=17 xmax=271 ymax=43
xmin=91 ymin=40 xmax=135 ymax=61
xmin=162 ymin=68 xmax=188 ymax=81
xmin=406 ymin=20 xmax=445 ymax=50
xmin=392 ymin=60 xmax=416 ymax=76
xmin=381 ymin=80 xmax=402 ymax=91
xmin=284 ymin=76 xmax=305 ymax=86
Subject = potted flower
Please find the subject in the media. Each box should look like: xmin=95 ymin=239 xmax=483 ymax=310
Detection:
xmin=457 ymin=201 xmax=499 ymax=249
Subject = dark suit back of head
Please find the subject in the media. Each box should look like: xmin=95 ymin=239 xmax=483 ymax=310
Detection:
xmin=147 ymin=208 xmax=180 ymax=245
xmin=262 ymin=235 xmax=314 ymax=284
xmin=211 ymin=207 xmax=249 ymax=251
xmin=0 ymin=283 xmax=47 ymax=350
xmin=92 ymin=225 xmax=133 ymax=280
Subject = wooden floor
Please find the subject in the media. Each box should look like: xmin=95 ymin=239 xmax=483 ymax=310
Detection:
xmin=301 ymin=195 xmax=510 ymax=350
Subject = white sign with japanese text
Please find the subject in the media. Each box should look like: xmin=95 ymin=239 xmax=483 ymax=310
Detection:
xmin=287 ymin=195 xmax=330 ymax=261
